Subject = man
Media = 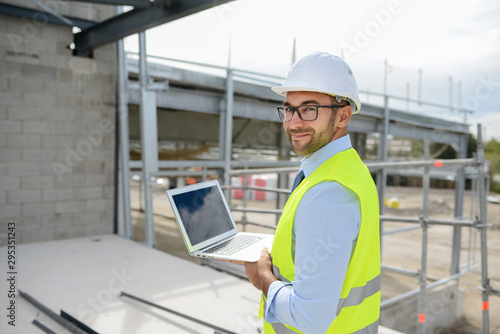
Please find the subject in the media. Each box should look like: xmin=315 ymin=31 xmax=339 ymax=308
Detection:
xmin=244 ymin=52 xmax=381 ymax=333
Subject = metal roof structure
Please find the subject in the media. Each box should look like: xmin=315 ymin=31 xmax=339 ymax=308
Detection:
xmin=0 ymin=0 xmax=232 ymax=57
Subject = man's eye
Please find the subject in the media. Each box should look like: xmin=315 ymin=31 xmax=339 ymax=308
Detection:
xmin=302 ymin=106 xmax=316 ymax=112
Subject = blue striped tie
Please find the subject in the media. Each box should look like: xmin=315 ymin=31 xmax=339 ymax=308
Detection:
xmin=291 ymin=169 xmax=305 ymax=192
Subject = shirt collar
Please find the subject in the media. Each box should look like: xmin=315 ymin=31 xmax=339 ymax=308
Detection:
xmin=301 ymin=134 xmax=352 ymax=178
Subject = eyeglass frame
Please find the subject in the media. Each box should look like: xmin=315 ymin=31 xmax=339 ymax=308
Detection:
xmin=277 ymin=104 xmax=348 ymax=122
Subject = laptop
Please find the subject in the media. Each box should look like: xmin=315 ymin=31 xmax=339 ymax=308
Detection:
xmin=166 ymin=179 xmax=274 ymax=262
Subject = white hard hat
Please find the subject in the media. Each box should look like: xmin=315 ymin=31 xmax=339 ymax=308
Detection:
xmin=272 ymin=52 xmax=361 ymax=113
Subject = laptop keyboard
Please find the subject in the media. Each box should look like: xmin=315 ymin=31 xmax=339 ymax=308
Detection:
xmin=204 ymin=234 xmax=265 ymax=256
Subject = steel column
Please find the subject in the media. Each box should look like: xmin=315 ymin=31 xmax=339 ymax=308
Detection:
xmin=117 ymin=9 xmax=133 ymax=239
xmin=223 ymin=69 xmax=234 ymax=193
xmin=138 ymin=32 xmax=158 ymax=247
xmin=451 ymin=132 xmax=468 ymax=275
xmin=417 ymin=136 xmax=430 ymax=333
xmin=476 ymin=125 xmax=490 ymax=333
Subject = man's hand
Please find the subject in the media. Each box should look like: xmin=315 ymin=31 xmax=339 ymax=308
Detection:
xmin=244 ymin=248 xmax=278 ymax=297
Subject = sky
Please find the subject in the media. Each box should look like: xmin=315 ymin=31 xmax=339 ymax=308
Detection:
xmin=124 ymin=0 xmax=500 ymax=140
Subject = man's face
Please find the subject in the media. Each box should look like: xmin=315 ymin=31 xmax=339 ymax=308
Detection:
xmin=283 ymin=91 xmax=338 ymax=157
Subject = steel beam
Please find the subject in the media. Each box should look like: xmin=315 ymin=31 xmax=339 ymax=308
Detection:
xmin=0 ymin=3 xmax=95 ymax=28
xmin=73 ymin=0 xmax=232 ymax=56
xmin=63 ymin=0 xmax=151 ymax=7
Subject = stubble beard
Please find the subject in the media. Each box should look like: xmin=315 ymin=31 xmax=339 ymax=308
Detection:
xmin=287 ymin=113 xmax=336 ymax=156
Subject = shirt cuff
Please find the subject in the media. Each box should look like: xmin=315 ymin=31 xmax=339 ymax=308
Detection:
xmin=264 ymin=280 xmax=292 ymax=323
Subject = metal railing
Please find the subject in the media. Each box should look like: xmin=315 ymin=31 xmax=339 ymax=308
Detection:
xmin=194 ymin=126 xmax=493 ymax=333
xmin=118 ymin=39 xmax=494 ymax=333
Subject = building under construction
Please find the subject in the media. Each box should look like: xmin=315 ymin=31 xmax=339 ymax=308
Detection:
xmin=0 ymin=1 xmax=499 ymax=333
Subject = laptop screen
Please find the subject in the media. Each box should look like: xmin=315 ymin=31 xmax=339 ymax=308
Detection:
xmin=171 ymin=184 xmax=234 ymax=246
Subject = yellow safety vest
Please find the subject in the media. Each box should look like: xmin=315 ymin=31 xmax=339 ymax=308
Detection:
xmin=261 ymin=148 xmax=381 ymax=334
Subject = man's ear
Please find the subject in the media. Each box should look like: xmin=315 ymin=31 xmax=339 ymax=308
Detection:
xmin=336 ymin=106 xmax=352 ymax=128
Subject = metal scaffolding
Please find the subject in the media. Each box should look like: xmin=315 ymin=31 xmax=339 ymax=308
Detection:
xmin=115 ymin=33 xmax=499 ymax=332
xmin=222 ymin=127 xmax=497 ymax=333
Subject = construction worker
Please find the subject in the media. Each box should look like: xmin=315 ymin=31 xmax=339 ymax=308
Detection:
xmin=243 ymin=52 xmax=381 ymax=333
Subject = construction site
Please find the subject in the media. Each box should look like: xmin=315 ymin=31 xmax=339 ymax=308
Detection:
xmin=1 ymin=0 xmax=499 ymax=333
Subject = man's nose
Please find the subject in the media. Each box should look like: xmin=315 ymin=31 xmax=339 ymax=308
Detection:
xmin=288 ymin=111 xmax=304 ymax=128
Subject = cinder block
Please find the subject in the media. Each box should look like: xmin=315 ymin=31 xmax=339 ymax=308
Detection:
xmin=0 ymin=91 xmax=22 ymax=106
xmin=57 ymin=68 xmax=73 ymax=83
xmin=86 ymin=149 xmax=111 ymax=163
xmin=41 ymin=213 xmax=73 ymax=228
xmin=57 ymin=174 xmax=86 ymax=188
xmin=95 ymin=60 xmax=117 ymax=75
xmin=55 ymin=200 xmax=86 ymax=214
xmin=22 ymin=148 xmax=56 ymax=163
xmin=0 ymin=105 xmax=7 ymax=119
xmin=23 ymin=92 xmax=56 ymax=108
xmin=0 ymin=148 xmax=21 ymax=162
xmin=103 ymin=160 xmax=114 ymax=173
xmin=0 ymin=176 xmax=20 ymax=189
xmin=22 ymin=202 xmax=54 ymax=216
xmin=86 ymin=223 xmax=113 ymax=236
xmin=0 ymin=120 xmax=21 ymax=133
xmin=0 ymin=134 xmax=5 ymax=147
xmin=74 ymin=187 xmax=103 ymax=200
xmin=42 ymin=188 xmax=73 ymax=202
xmin=81 ymin=110 xmax=103 ymax=122
xmin=39 ymin=52 xmax=71 ymax=69
xmin=44 ymin=107 xmax=79 ymax=120
xmin=55 ymin=94 xmax=83 ymax=109
xmin=85 ymin=174 xmax=111 ymax=186
xmin=13 ymin=216 xmax=41 ymax=230
xmin=7 ymin=105 xmax=42 ymax=121
xmin=54 ymin=225 xmax=86 ymax=240
xmin=55 ymin=121 xmax=80 ymax=134
xmin=8 ymin=76 xmax=45 ymax=93
xmin=37 ymin=107 xmax=68 ymax=122
xmin=0 ymin=204 xmax=20 ymax=218
xmin=103 ymin=185 xmax=114 ymax=198
xmin=21 ymin=64 xmax=57 ymax=81
xmin=7 ymin=134 xmax=41 ymax=148
xmin=20 ymin=228 xmax=54 ymax=243
xmin=70 ymin=56 xmax=95 ymax=73
xmin=21 ymin=175 xmax=54 ymax=189
xmin=7 ymin=162 xmax=40 ymax=176
xmin=86 ymin=199 xmax=107 ymax=212
xmin=0 ymin=75 xmax=7 ymax=90
xmin=0 ymin=60 xmax=22 ymax=77
xmin=85 ymin=161 xmax=105 ymax=173
xmin=73 ymin=212 xmax=100 ymax=226
xmin=23 ymin=121 xmax=56 ymax=135
xmin=42 ymin=135 xmax=74 ymax=148
xmin=7 ymin=189 xmax=41 ymax=204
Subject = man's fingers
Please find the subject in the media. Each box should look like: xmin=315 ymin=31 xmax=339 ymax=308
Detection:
xmin=219 ymin=259 xmax=245 ymax=265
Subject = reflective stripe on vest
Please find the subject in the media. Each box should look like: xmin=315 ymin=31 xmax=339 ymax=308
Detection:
xmin=272 ymin=263 xmax=290 ymax=283
xmin=270 ymin=318 xmax=380 ymax=334
xmin=336 ymin=274 xmax=381 ymax=316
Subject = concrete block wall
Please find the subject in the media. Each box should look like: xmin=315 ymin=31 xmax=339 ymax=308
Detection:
xmin=0 ymin=2 xmax=117 ymax=244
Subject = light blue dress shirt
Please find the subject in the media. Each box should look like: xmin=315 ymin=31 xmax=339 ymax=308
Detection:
xmin=265 ymin=135 xmax=361 ymax=334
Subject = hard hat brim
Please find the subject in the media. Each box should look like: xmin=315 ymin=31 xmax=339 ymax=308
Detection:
xmin=271 ymin=86 xmax=361 ymax=114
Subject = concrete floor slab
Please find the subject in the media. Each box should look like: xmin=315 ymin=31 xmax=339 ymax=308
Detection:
xmin=1 ymin=234 xmax=400 ymax=333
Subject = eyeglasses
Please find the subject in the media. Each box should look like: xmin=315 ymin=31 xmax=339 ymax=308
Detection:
xmin=277 ymin=105 xmax=347 ymax=122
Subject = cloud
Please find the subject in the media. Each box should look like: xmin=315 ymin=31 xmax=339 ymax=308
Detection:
xmin=469 ymin=112 xmax=500 ymax=140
